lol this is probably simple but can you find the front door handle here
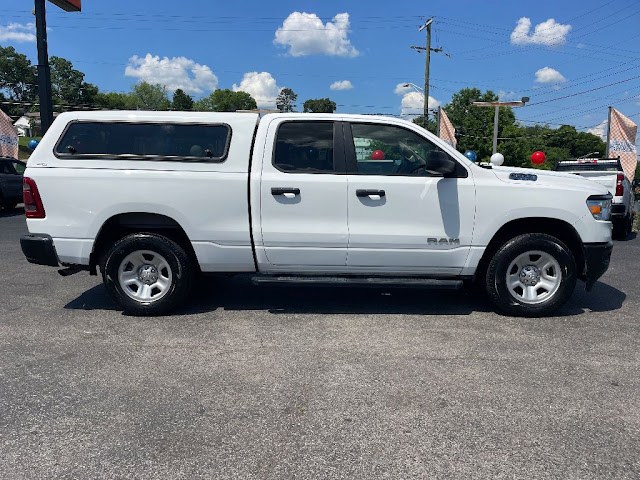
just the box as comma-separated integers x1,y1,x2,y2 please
272,187,300,199
356,189,385,199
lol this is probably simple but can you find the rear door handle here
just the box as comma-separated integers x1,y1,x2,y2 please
356,189,385,199
272,187,300,198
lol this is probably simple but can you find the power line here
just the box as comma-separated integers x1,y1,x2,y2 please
525,74,640,107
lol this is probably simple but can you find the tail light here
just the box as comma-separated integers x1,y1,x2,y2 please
23,177,46,218
615,173,624,197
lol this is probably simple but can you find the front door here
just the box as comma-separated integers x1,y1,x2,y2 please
344,121,476,275
258,120,348,270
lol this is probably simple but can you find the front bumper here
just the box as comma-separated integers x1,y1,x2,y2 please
20,234,59,267
583,241,613,291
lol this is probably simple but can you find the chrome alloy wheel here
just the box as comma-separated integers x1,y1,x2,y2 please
506,250,561,304
118,250,173,303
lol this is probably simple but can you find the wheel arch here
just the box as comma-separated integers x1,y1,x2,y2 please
475,217,585,283
90,212,198,275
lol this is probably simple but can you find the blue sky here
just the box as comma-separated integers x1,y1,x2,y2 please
2,0,640,147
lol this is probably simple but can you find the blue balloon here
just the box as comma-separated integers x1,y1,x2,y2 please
464,150,477,162
28,139,39,151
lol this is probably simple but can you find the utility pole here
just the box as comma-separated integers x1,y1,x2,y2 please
411,18,448,126
34,0,81,135
34,0,54,135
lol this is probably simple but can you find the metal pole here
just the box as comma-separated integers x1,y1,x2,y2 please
492,105,499,154
34,0,54,135
436,106,441,137
605,106,612,157
424,22,431,125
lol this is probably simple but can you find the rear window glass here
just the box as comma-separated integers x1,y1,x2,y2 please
274,122,334,173
55,122,230,161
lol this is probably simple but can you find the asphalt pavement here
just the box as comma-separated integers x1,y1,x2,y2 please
1,208,639,479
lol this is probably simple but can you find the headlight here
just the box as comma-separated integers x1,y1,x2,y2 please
586,194,612,221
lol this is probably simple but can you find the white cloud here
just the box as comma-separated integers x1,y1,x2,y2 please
0,23,36,43
394,83,413,95
400,91,440,118
535,67,567,84
587,120,607,140
510,17,571,46
233,72,282,108
125,54,218,95
274,12,359,57
394,84,439,117
498,90,519,101
330,80,353,91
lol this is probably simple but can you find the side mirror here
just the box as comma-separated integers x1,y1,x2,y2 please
426,150,456,176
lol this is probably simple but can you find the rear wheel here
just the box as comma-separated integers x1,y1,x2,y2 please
101,233,194,315
485,233,577,317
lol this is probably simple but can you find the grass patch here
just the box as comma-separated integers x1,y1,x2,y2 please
17,137,41,161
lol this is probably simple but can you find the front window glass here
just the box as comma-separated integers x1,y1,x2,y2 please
351,123,450,176
12,162,25,174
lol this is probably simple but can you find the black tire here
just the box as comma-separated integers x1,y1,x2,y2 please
101,233,194,316
485,233,577,317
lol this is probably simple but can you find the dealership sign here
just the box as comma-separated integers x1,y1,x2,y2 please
48,0,81,12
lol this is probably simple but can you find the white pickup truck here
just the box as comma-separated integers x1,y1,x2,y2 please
555,159,634,239
20,111,613,317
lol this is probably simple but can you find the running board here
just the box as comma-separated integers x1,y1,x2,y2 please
250,275,463,289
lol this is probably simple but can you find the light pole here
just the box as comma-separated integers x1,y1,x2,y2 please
401,82,423,93
471,97,529,154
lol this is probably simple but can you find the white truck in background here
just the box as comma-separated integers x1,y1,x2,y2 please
20,111,614,317
555,159,634,239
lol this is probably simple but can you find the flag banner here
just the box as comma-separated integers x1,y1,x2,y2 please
0,110,19,159
438,107,457,149
608,108,637,181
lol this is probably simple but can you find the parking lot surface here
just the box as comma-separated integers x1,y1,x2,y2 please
1,208,639,479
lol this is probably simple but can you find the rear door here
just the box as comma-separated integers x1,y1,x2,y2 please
344,121,475,274
257,119,349,270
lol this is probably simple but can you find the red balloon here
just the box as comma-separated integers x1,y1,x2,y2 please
371,149,385,160
531,151,546,165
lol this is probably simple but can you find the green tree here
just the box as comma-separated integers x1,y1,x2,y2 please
94,91,132,110
412,115,437,135
442,88,515,161
0,46,37,117
499,123,605,169
172,89,194,111
194,89,257,112
276,88,297,112
129,82,170,110
49,56,98,108
303,98,337,113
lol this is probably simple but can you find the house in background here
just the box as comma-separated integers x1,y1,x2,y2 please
13,112,60,137
13,115,32,137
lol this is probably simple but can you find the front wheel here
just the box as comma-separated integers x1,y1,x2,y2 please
485,233,577,317
102,233,194,315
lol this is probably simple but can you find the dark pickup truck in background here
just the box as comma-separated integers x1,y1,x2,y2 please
0,157,26,211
